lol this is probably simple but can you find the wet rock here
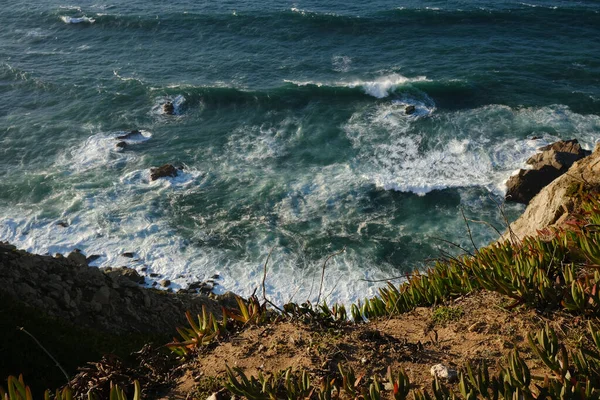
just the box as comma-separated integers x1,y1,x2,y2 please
116,129,141,140
115,141,128,149
56,221,69,228
150,273,160,278
430,364,458,383
405,105,416,115
506,139,591,204
163,102,175,115
150,164,179,181
160,279,171,288
121,252,135,258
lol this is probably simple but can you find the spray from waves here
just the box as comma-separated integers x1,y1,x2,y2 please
344,103,600,196
0,163,392,306
60,15,95,24
285,74,429,99
55,130,152,173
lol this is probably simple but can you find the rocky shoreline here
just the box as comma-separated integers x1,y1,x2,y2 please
1,138,598,335
0,242,236,335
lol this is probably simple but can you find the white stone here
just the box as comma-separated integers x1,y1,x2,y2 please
430,364,458,383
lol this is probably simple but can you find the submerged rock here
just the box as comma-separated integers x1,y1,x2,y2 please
150,164,179,181
115,141,128,150
506,139,591,204
405,105,416,115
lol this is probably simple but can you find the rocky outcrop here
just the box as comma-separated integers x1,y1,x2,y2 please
505,140,591,204
150,164,179,181
503,143,600,242
0,243,231,334
163,102,175,115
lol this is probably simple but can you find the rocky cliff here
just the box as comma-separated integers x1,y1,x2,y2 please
504,142,600,241
0,243,233,334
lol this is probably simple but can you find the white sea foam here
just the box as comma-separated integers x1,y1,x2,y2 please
285,73,429,98
2,104,599,306
344,103,599,196
332,55,352,73
56,130,151,173
60,16,95,24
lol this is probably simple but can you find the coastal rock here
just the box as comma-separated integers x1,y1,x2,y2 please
150,164,179,181
430,364,458,383
67,250,88,267
121,252,135,258
0,244,229,334
160,279,171,288
103,266,145,285
163,102,175,115
115,141,128,150
503,143,600,241
405,105,416,115
86,254,101,264
506,139,591,204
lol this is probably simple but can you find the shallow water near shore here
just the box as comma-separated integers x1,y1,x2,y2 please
1,0,599,304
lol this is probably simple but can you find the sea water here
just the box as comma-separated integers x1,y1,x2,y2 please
1,0,599,304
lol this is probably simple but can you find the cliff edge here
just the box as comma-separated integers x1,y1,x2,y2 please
504,142,600,242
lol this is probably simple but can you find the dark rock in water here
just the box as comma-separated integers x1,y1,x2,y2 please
116,129,141,140
56,221,69,228
149,273,160,278
163,102,175,115
150,164,179,181
115,141,127,149
121,252,135,258
211,274,220,280
160,279,171,288
506,139,591,204
405,105,416,115
506,166,561,205
86,254,101,264
530,136,542,140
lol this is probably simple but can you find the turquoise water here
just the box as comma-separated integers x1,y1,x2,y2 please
1,0,599,304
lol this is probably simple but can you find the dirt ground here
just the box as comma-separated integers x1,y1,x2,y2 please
164,290,585,399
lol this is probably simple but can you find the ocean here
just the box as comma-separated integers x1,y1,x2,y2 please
1,0,599,305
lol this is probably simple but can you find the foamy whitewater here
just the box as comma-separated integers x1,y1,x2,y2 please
1,0,599,305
